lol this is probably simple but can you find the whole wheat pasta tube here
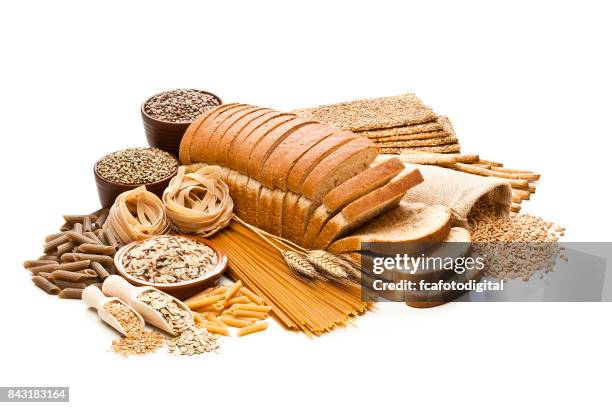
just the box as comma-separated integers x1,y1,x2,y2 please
237,322,269,337
32,276,60,295
163,165,234,237
104,186,170,245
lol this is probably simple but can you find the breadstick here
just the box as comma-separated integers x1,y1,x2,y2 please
491,166,537,175
452,163,539,181
511,203,521,213
478,159,504,167
513,189,531,200
512,193,522,204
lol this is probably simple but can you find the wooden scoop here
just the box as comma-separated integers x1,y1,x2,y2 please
82,285,145,336
102,275,192,336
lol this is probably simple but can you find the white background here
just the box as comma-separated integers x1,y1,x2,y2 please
1,1,611,407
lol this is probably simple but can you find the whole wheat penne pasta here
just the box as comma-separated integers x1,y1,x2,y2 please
58,288,83,299
63,214,94,224
233,310,268,320
32,276,60,295
58,260,91,271
43,234,70,253
95,229,108,245
59,222,71,232
78,243,116,256
83,278,101,286
186,294,225,310
83,216,93,232
57,241,75,256
90,261,110,280
66,231,98,245
103,229,119,249
61,253,113,265
23,260,58,269
237,322,268,337
219,315,253,328
44,232,65,243
38,255,59,261
199,322,230,336
225,295,250,306
94,209,109,229
224,280,243,300
29,263,60,274
234,303,273,313
38,272,52,280
52,280,87,290
72,223,83,234
80,269,99,278
84,232,102,245
239,287,264,305
49,270,90,282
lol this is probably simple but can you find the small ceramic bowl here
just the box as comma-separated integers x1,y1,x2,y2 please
93,159,178,208
141,89,222,158
113,234,228,300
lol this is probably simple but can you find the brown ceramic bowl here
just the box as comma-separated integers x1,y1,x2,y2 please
93,157,178,208
113,234,228,300
141,89,222,158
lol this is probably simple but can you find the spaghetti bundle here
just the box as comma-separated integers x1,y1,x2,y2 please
104,186,170,245
163,166,234,237
211,222,370,336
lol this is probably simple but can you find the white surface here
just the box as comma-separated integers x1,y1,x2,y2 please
1,1,611,407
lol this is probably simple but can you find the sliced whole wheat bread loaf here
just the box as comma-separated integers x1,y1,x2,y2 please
267,189,286,236
216,108,273,166
327,202,451,253
197,104,252,163
211,106,266,164
243,177,263,225
302,158,405,248
313,168,424,249
281,192,301,239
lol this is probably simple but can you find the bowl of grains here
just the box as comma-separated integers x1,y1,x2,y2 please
94,147,179,208
114,234,228,299
141,89,222,158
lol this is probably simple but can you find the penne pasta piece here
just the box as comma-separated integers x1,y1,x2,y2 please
60,253,113,266
23,260,58,269
192,312,202,324
58,260,91,271
234,303,273,313
239,287,264,305
65,231,98,245
52,280,87,290
58,288,83,299
83,216,93,232
219,316,253,328
225,296,250,306
57,241,75,256
194,302,225,313
38,255,59,261
72,223,83,234
44,232,65,243
78,243,116,256
32,276,60,295
90,261,111,280
232,310,268,320
84,231,102,245
185,294,225,310
49,270,91,282
237,322,268,337
198,322,230,336
28,263,60,274
224,280,243,300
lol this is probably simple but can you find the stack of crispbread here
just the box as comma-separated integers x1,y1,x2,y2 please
292,93,461,154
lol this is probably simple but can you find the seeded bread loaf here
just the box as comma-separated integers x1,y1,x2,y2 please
327,202,451,253
313,169,424,249
261,124,335,189
302,158,405,247
247,117,315,179
179,103,238,164
300,137,379,202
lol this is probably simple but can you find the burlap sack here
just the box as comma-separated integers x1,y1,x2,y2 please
401,164,512,226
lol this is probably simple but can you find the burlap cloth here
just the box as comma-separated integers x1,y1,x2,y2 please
401,164,512,226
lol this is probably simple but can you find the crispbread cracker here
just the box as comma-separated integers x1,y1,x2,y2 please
437,116,456,137
378,136,458,148
368,130,448,143
357,120,443,138
381,144,461,154
292,93,436,132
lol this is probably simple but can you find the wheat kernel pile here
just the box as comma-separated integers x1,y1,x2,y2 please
468,201,566,281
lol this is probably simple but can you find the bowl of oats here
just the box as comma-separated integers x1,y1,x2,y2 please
114,234,228,299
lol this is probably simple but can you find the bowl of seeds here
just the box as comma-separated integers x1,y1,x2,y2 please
94,147,179,208
113,235,228,299
141,89,222,158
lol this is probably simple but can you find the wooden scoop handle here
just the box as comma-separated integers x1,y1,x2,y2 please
82,285,109,310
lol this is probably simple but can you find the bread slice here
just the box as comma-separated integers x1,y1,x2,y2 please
281,192,300,238
267,189,286,236
314,169,424,249
233,172,250,219
210,106,265,164
226,111,286,170
286,131,358,194
247,117,315,179
300,137,379,202
327,201,451,253
243,177,262,225
179,103,238,164
290,195,317,246
234,115,296,174
302,158,405,247
190,104,248,164
256,186,273,231
215,108,272,167
261,124,336,189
